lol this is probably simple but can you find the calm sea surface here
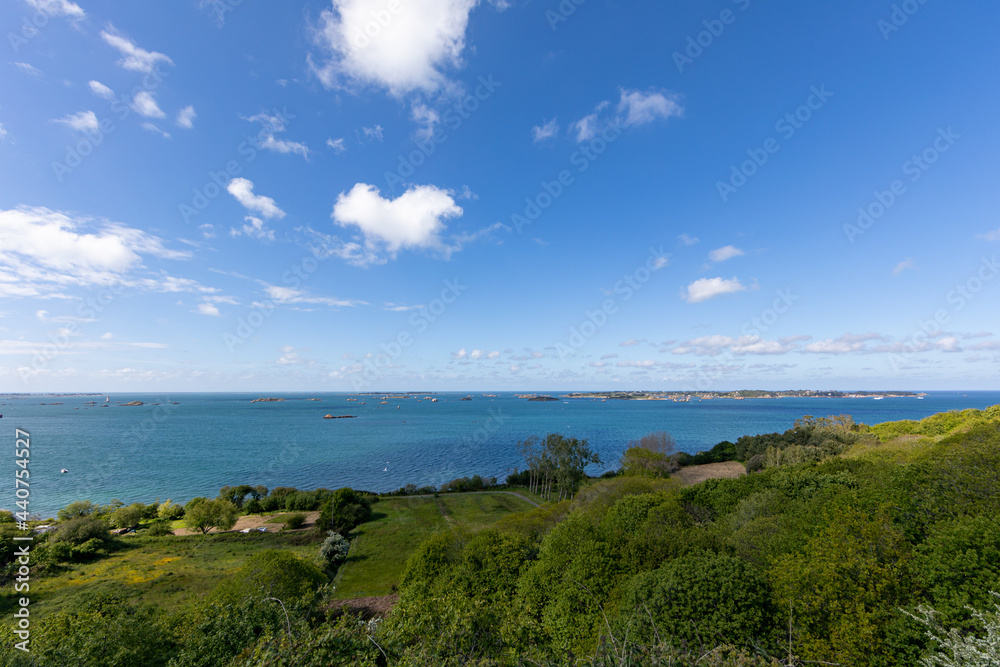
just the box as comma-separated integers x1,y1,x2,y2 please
3,391,998,516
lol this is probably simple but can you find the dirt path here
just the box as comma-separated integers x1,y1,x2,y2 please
173,510,320,536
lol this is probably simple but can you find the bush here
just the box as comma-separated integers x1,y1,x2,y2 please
57,500,100,522
51,515,111,545
157,499,184,520
617,551,777,649
284,512,307,530
210,550,327,607
109,503,144,530
618,446,675,478
326,488,373,534
184,498,238,534
244,498,262,514
319,531,350,568
145,519,174,537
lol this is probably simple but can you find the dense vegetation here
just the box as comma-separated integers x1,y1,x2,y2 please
2,405,999,665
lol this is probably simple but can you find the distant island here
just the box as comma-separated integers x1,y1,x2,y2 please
563,390,924,401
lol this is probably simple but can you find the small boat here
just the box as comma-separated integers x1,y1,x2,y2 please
60,469,68,473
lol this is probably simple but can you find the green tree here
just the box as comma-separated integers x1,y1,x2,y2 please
157,498,184,520
109,503,145,530
57,499,100,522
327,487,373,534
183,498,238,534
210,549,326,607
618,446,675,478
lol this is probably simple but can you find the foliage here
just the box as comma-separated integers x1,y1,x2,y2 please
56,499,100,522
108,503,145,529
325,487,374,534
183,498,238,534
517,433,602,500
319,531,350,568
677,439,738,466
157,499,184,520
209,549,327,607
618,445,675,478
283,512,307,530
616,551,777,650
50,515,112,545
905,592,1000,667
439,474,497,493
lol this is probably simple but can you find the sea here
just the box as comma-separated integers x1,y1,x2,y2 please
3,391,999,517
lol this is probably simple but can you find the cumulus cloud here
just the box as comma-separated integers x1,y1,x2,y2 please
571,89,682,143
101,26,174,73
195,302,220,316
309,0,479,96
532,117,559,142
682,277,747,303
227,178,286,219
330,183,462,264
617,89,682,127
708,245,744,263
132,91,166,119
0,205,189,298
176,105,196,129
53,111,98,133
88,80,115,100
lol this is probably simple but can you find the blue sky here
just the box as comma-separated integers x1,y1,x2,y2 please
1,0,999,392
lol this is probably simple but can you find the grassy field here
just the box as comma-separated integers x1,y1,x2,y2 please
5,529,320,620
333,492,534,599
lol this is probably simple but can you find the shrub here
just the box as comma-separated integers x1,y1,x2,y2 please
0,509,15,523
109,503,144,530
145,519,174,537
284,512,307,530
184,499,238,534
57,500,100,522
618,446,675,478
319,531,350,568
210,550,327,607
244,498,262,514
51,515,111,545
157,499,184,520
327,488,373,534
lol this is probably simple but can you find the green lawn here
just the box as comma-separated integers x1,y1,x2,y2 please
333,492,534,599
8,530,321,620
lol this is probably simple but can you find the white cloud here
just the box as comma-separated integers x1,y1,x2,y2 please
412,103,440,142
532,117,559,142
0,205,189,297
88,80,115,100
140,122,171,139
24,0,85,18
678,233,699,246
804,332,885,355
262,284,364,308
14,62,43,77
230,216,275,241
620,339,642,347
708,245,744,263
277,346,302,365
309,0,479,96
330,183,462,264
617,89,682,127
226,178,286,219
570,89,682,143
453,348,468,359
199,224,216,239
977,228,1000,242
682,277,747,303
892,258,915,275
53,111,99,133
361,124,384,142
176,105,196,129
0,122,8,141
244,111,309,158
327,137,346,153
132,91,165,119
195,302,220,316
101,26,174,73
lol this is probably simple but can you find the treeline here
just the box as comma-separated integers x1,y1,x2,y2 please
515,433,602,500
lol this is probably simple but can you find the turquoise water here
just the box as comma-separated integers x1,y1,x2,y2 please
3,391,998,517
